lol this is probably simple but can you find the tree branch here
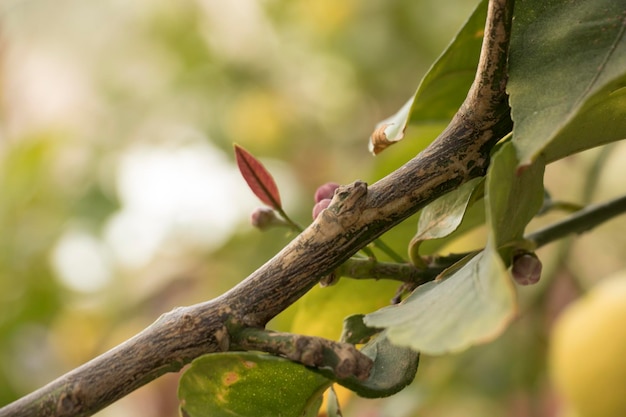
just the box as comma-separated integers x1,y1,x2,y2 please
228,324,373,381
0,0,515,416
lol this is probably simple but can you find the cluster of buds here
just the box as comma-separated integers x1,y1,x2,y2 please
312,182,340,220
250,181,341,230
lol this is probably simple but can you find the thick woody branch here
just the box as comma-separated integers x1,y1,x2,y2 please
0,0,514,416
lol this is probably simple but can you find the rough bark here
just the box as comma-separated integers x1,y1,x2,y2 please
0,0,514,416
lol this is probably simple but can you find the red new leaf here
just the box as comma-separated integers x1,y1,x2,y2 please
234,144,282,210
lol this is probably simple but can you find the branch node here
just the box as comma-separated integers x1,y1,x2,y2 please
215,326,230,352
321,180,368,229
228,325,373,381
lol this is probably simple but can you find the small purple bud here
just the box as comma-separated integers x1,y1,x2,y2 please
250,207,286,230
314,182,340,203
512,252,542,286
312,198,332,220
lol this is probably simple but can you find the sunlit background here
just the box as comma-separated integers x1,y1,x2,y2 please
2,1,626,416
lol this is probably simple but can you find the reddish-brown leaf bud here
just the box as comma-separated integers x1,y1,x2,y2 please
234,144,282,210
312,199,332,220
512,252,542,286
314,182,340,203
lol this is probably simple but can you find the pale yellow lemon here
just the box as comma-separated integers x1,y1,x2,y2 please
549,271,626,417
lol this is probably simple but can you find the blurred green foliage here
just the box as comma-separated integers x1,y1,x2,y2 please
1,1,626,416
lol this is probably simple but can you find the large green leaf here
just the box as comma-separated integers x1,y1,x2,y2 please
508,0,626,166
369,0,486,154
179,352,329,417
363,143,543,354
288,278,398,341
364,248,515,355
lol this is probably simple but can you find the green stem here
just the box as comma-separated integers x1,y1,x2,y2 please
582,144,615,203
371,239,405,263
276,207,304,232
360,246,377,259
526,194,626,249
336,258,442,285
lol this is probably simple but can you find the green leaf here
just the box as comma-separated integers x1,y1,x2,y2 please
315,333,419,398
416,198,486,256
485,142,545,258
179,352,329,417
364,248,516,355
508,0,626,166
326,386,342,417
409,177,484,262
289,278,398,341
340,314,379,345
363,143,542,355
369,0,487,155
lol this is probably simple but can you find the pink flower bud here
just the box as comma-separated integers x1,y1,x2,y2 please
312,198,332,220
314,182,340,203
512,252,542,286
250,207,286,230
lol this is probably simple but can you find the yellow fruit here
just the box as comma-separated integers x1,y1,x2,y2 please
549,271,626,417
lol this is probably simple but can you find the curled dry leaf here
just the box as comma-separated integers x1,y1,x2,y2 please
369,123,394,155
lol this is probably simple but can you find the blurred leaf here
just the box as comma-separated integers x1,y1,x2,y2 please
315,333,419,398
326,386,343,417
409,177,484,263
234,144,282,210
179,352,329,417
368,0,486,154
289,279,398,341
508,0,626,166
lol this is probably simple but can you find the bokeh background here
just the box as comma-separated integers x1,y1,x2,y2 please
2,0,626,416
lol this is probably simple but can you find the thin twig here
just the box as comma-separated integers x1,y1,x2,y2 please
527,194,626,249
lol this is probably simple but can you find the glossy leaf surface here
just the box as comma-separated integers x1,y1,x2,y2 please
508,0,626,166
179,352,329,417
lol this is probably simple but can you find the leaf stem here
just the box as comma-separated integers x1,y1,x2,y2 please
371,239,405,263
276,207,304,232
527,194,626,249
